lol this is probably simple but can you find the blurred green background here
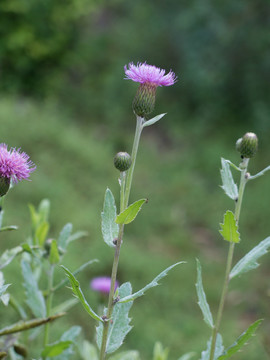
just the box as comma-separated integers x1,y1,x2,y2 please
0,0,270,358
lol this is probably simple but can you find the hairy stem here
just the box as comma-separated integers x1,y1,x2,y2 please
99,118,144,360
209,158,249,360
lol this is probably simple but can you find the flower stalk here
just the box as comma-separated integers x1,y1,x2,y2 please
209,157,249,360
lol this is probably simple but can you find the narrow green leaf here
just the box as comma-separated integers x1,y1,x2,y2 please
200,334,224,360
195,259,214,329
58,223,73,251
119,262,184,303
142,113,166,128
0,313,64,336
0,246,23,269
53,326,81,360
153,342,169,360
50,239,60,265
96,282,133,353
220,158,238,200
80,341,98,360
41,341,72,357
101,188,119,247
219,211,240,243
67,230,88,244
230,237,270,279
0,225,18,232
35,221,49,246
177,352,196,360
61,265,103,322
217,319,262,360
38,199,50,223
54,259,98,292
116,199,147,225
28,204,39,229
21,260,46,318
108,350,140,360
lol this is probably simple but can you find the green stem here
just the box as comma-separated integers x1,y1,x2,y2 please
209,158,249,360
43,265,54,355
99,117,144,360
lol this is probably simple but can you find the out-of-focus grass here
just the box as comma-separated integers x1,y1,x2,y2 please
0,97,269,359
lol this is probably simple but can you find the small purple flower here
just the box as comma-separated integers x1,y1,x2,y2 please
90,277,119,294
0,143,36,183
124,62,177,87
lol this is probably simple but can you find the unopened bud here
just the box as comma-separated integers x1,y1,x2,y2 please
236,132,258,158
0,177,10,197
114,152,132,172
133,83,157,117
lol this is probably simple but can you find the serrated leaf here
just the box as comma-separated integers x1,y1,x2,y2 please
21,260,46,318
41,341,72,357
230,237,270,279
80,341,98,360
101,188,119,247
61,265,103,322
142,113,166,128
200,334,224,360
195,259,214,329
96,282,133,353
50,239,60,265
177,352,196,360
108,350,140,360
220,158,238,200
0,246,23,269
119,262,184,303
219,211,240,243
217,319,262,360
53,326,81,360
58,223,73,251
116,199,147,225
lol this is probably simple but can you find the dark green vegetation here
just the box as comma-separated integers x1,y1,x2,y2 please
0,0,270,358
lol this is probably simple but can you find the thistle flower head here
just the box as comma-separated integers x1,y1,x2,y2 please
236,132,258,158
124,62,177,87
90,276,119,294
0,144,36,196
114,152,132,172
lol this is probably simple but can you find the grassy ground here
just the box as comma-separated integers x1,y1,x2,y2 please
0,97,269,359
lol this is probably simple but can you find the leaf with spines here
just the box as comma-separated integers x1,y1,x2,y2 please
230,237,270,279
101,188,119,247
219,211,240,243
195,259,214,329
116,199,147,225
178,353,196,360
118,262,184,303
96,282,133,354
217,319,262,360
21,260,46,318
142,113,166,128
220,158,238,200
200,334,224,360
61,265,103,322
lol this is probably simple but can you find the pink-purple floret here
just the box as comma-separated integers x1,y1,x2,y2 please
124,62,177,87
0,143,36,183
91,276,119,294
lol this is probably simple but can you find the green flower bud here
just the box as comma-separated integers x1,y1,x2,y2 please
236,132,258,158
0,177,10,197
114,152,132,172
132,83,157,118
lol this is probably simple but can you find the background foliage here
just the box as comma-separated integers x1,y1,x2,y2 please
0,0,270,358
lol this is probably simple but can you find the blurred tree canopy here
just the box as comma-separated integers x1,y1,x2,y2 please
1,0,270,129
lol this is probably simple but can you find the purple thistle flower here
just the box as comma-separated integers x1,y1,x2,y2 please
124,62,177,87
90,276,119,294
0,144,36,183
